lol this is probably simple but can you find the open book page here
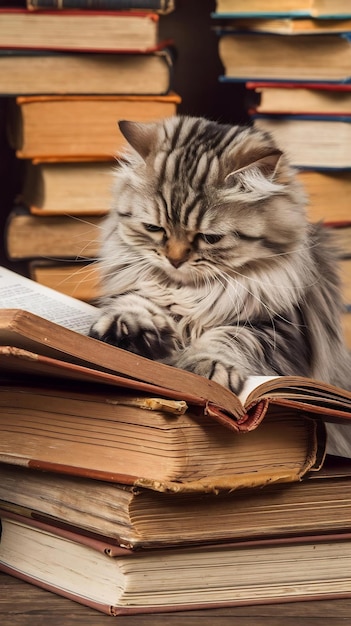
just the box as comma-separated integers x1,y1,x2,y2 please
0,266,97,334
238,375,279,405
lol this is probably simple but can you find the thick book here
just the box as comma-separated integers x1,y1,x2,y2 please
0,380,323,493
213,0,351,18
28,261,102,301
2,510,351,614
0,9,171,53
22,159,113,216
26,0,175,12
6,93,181,159
5,206,102,260
0,49,174,96
296,170,351,224
0,460,350,549
246,81,351,115
252,115,351,169
217,32,351,83
0,266,351,453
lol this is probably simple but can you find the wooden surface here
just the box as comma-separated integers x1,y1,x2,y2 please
1,572,351,626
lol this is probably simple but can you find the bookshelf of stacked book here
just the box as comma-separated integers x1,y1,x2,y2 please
0,1,179,301
212,0,351,348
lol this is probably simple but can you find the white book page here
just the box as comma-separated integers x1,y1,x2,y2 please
0,266,97,334
238,375,279,405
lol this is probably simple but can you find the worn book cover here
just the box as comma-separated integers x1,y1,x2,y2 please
0,460,350,549
2,509,351,614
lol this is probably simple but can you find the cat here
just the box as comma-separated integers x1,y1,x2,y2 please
89,115,351,451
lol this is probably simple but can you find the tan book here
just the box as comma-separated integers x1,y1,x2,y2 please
22,159,113,216
218,33,351,82
214,0,351,17
1,460,351,549
0,9,165,52
29,261,102,302
297,170,351,224
247,83,351,116
253,116,351,169
0,50,173,96
7,93,181,159
5,207,102,260
0,382,322,493
2,509,351,614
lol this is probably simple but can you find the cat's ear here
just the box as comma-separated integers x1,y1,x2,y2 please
118,120,157,161
225,150,283,187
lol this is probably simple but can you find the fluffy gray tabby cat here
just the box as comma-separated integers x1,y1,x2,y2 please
89,116,350,452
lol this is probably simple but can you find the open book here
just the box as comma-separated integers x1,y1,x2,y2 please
0,265,351,442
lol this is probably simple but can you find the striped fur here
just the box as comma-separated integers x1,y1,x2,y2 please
90,116,350,400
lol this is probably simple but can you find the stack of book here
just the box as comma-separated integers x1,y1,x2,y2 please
2,0,179,301
1,265,351,613
212,0,351,348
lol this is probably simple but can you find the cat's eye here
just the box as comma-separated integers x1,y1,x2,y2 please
143,223,164,233
236,232,263,242
199,234,223,245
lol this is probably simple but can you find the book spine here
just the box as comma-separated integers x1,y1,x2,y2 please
26,0,174,12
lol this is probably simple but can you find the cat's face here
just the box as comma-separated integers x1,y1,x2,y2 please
110,116,307,286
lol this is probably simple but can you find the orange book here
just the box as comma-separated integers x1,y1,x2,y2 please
7,93,181,159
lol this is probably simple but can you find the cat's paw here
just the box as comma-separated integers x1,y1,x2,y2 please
89,308,177,359
171,352,245,394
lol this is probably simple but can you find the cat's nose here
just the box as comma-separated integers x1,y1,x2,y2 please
169,257,185,268
165,238,190,268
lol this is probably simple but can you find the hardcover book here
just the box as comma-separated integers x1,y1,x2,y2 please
0,460,350,549
0,380,323,493
2,510,351,614
218,32,351,83
0,9,170,53
26,0,175,12
28,261,102,302
213,0,351,18
6,93,181,159
246,82,351,115
5,207,102,260
296,170,351,224
0,49,174,96
22,159,113,216
253,115,351,169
